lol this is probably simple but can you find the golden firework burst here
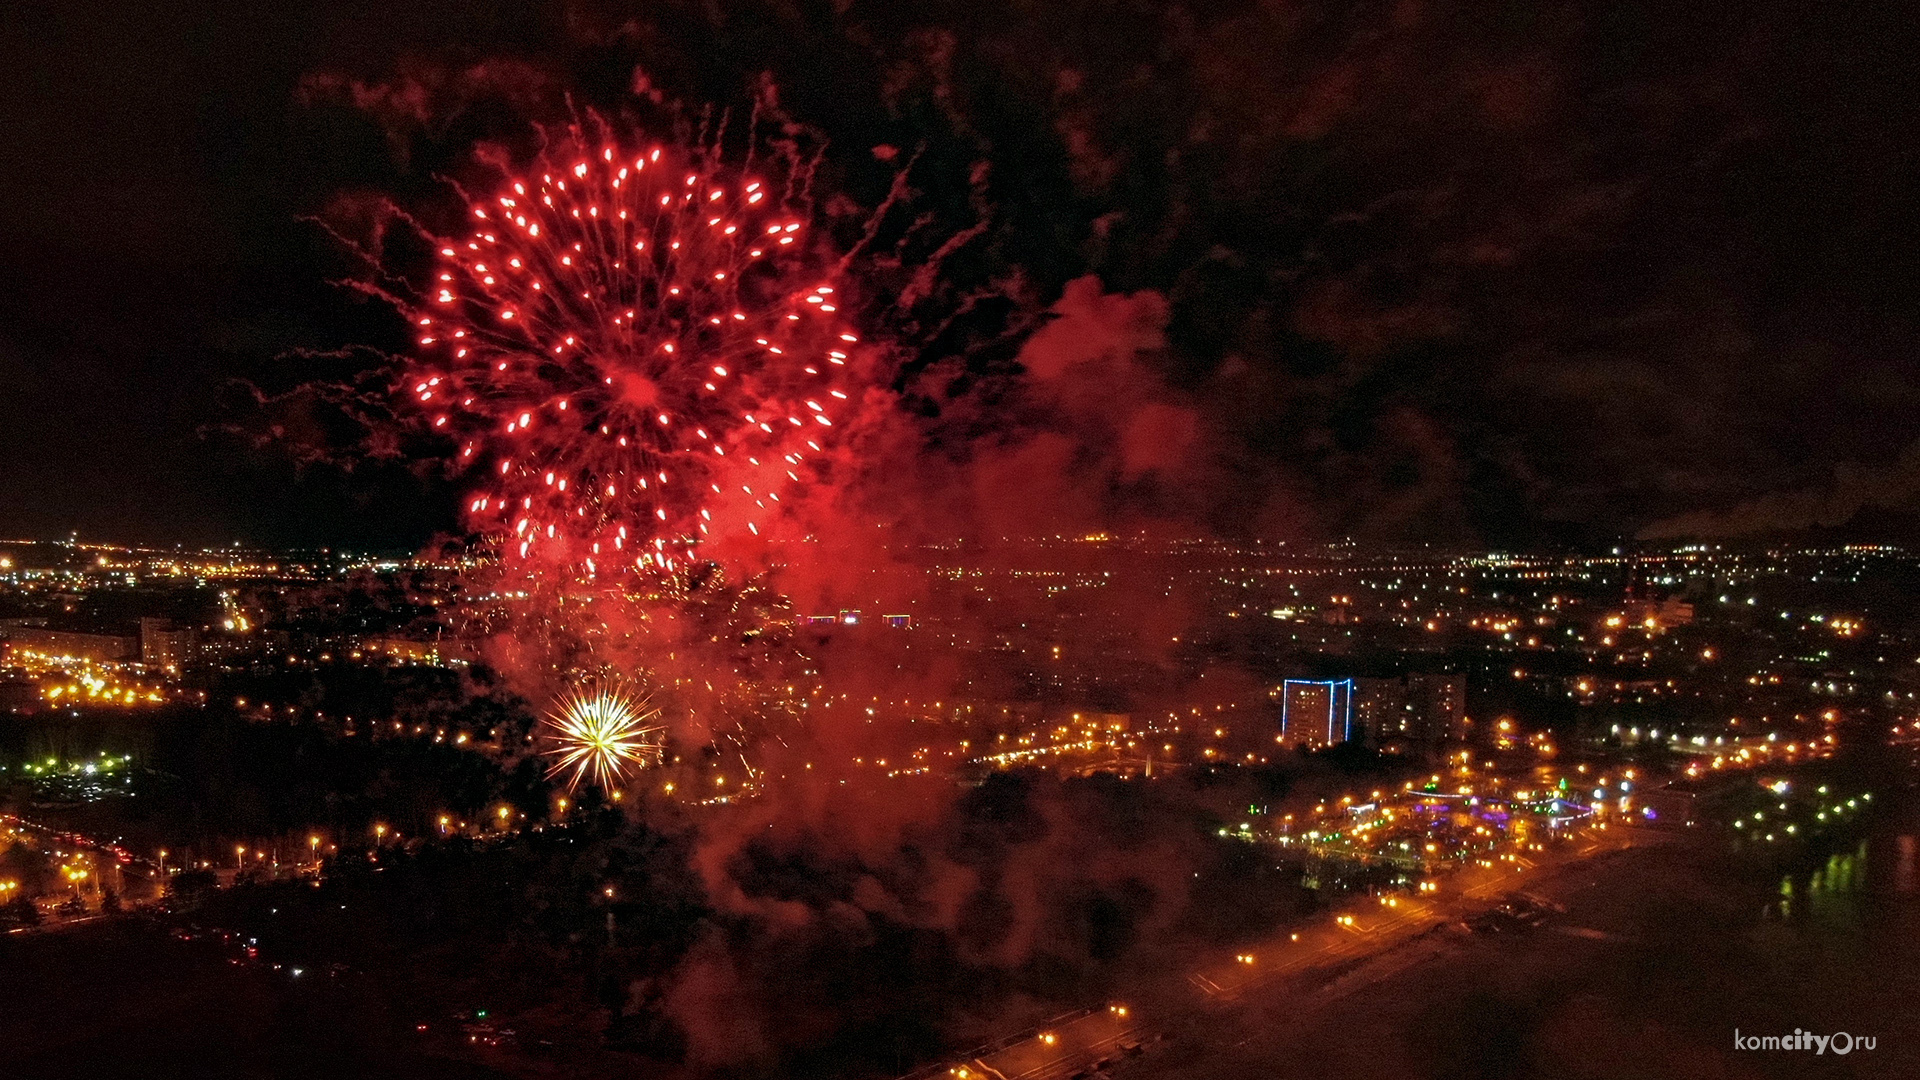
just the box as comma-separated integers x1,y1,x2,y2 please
540,682,665,791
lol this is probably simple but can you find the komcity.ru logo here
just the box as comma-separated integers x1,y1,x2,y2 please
1735,1028,1876,1055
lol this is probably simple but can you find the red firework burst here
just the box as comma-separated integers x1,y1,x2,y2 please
403,134,857,578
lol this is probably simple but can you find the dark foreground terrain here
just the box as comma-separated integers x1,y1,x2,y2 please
7,811,1920,1080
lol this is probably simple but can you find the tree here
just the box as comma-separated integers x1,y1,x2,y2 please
0,841,52,896
167,868,217,910
2,893,40,927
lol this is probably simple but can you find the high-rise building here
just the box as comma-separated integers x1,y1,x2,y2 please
1278,679,1355,748
140,618,199,670
1355,674,1466,751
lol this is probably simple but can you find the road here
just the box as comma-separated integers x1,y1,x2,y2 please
900,822,1648,1080
1,810,164,929
1195,824,1627,998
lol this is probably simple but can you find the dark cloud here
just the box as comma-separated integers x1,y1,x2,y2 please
1640,438,1920,539
3,0,1918,548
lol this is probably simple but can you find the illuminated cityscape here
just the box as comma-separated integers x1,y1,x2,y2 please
3,531,1916,1074
7,5,1920,1078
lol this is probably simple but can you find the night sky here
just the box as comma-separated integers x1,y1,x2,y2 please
3,1,1917,551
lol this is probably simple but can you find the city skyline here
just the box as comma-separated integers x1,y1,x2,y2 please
4,518,1913,1076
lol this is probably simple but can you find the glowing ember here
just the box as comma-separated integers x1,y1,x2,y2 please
403,132,857,579
541,683,666,791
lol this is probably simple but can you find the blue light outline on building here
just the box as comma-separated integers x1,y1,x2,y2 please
1281,678,1355,745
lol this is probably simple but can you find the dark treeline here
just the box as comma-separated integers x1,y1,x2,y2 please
1,661,545,858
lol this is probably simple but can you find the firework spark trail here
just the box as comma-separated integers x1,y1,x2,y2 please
541,682,666,791
401,130,861,582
